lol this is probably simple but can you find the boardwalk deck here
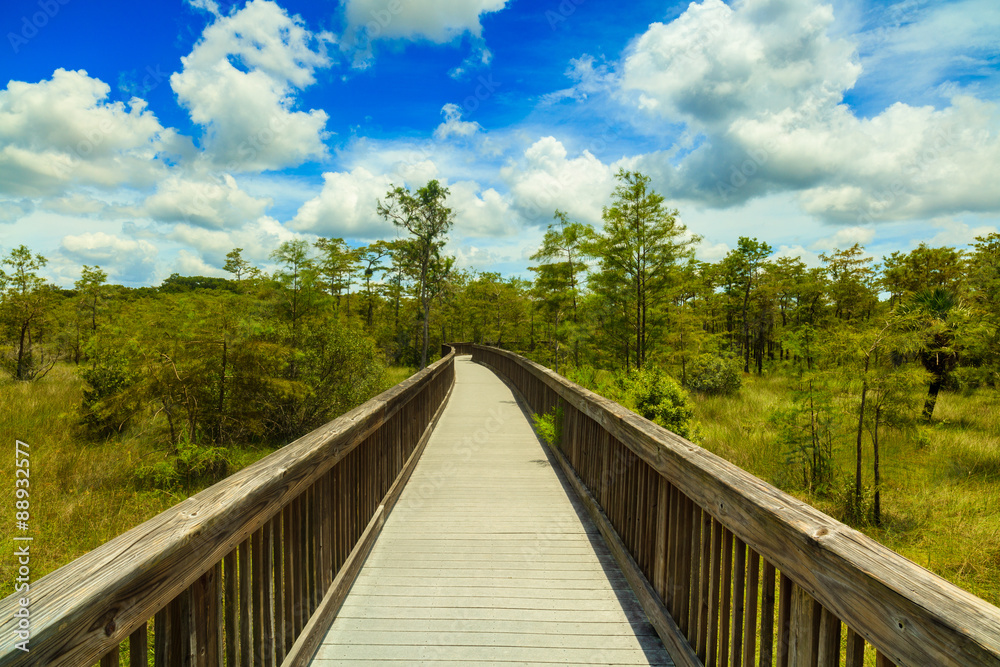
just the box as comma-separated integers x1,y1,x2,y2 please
310,356,673,666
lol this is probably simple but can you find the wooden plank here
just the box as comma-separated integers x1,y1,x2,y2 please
128,623,147,667
224,549,238,667
731,537,746,667
845,627,865,667
708,518,723,666
238,539,250,667
742,550,759,667
0,351,456,667
816,608,841,667
154,606,167,667
100,647,119,667
282,503,294,656
654,476,669,602
251,529,263,666
720,529,734,667
272,514,285,666
790,583,818,667
777,572,792,667
466,346,1000,667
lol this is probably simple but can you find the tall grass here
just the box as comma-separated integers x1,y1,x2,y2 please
690,374,1000,607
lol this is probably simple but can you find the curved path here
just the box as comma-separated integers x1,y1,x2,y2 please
311,356,673,665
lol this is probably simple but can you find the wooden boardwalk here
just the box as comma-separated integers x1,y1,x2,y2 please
311,356,673,665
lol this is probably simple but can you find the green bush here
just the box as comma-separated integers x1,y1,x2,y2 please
135,438,229,492
623,367,696,440
685,354,742,395
532,405,563,448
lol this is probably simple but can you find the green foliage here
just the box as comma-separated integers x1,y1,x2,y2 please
834,474,876,526
532,405,563,448
79,338,142,434
621,366,696,440
684,354,742,395
771,374,837,495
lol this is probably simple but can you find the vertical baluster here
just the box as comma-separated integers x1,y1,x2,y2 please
730,537,746,667
742,550,760,667
273,513,285,665
252,528,263,666
707,518,723,666
687,503,702,641
262,520,275,667
225,549,238,667
129,622,147,667
875,652,895,667
292,495,305,638
191,564,220,667
816,608,840,667
789,584,819,667
239,539,251,667
697,511,712,659
654,476,669,603
776,572,792,667
844,627,865,667
282,503,294,654
100,647,119,667
719,529,734,667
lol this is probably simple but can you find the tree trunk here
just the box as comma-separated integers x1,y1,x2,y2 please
922,376,943,422
854,367,869,519
873,404,881,526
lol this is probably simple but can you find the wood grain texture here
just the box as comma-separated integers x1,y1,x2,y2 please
462,344,1000,666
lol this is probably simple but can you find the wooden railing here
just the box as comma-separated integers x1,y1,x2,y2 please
453,343,1000,667
0,349,455,666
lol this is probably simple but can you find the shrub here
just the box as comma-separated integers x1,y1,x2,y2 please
532,405,563,448
685,354,742,395
623,367,696,440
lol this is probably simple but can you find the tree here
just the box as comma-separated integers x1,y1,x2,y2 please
270,239,319,359
820,243,878,321
377,180,455,368
586,169,698,370
315,237,361,317
0,245,56,380
721,237,773,373
530,210,590,368
223,248,253,283
358,241,391,328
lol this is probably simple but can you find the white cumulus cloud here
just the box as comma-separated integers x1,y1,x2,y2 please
170,0,332,171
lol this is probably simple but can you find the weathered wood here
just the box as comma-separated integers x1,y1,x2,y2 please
238,539,250,667
272,514,284,666
777,571,792,667
730,537,746,667
741,550,759,667
154,606,167,667
654,476,669,601
845,627,865,667
0,351,455,666
128,624,146,667
465,345,1000,666
761,561,777,666
251,529,263,667
708,518,723,666
816,608,840,667
720,529,734,667
99,648,119,667
790,583,818,667
282,503,294,656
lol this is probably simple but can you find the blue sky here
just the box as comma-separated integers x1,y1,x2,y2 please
1,0,998,286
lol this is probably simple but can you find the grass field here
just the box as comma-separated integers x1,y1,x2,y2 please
0,364,415,600
692,373,1000,607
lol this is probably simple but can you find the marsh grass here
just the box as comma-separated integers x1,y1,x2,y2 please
691,373,1000,607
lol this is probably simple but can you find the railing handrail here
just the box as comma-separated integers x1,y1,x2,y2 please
0,350,455,666
455,343,1000,666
